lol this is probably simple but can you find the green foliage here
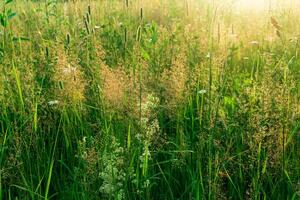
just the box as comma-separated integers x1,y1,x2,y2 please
0,0,300,200
0,0,15,27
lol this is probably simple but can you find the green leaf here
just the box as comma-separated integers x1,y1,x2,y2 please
0,15,7,27
47,0,56,6
141,47,150,61
5,0,13,4
12,36,30,41
7,10,16,20
224,96,235,110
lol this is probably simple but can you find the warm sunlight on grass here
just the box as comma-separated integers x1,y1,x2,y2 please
1,0,300,199
234,0,299,11
236,0,271,10
240,0,268,7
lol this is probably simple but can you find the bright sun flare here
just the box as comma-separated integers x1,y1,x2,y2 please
235,0,300,11
236,0,270,9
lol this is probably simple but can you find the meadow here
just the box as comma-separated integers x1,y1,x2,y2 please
0,0,300,199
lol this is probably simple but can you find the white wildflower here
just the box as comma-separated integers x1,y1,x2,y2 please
48,100,59,106
99,137,125,200
198,89,207,94
206,52,211,58
62,65,77,74
250,41,259,45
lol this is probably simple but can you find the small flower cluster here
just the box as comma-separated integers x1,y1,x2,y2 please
99,136,126,200
136,94,162,192
137,93,160,144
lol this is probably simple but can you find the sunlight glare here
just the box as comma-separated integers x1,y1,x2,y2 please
236,0,270,10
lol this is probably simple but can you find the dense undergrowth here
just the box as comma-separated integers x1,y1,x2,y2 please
0,0,300,199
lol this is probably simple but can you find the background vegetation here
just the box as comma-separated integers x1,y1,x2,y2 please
0,0,300,199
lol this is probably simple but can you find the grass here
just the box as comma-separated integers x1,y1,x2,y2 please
0,0,300,199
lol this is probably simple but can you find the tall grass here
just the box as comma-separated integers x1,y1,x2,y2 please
0,0,300,199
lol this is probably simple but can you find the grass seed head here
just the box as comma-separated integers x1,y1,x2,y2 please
53,48,86,105
161,54,188,112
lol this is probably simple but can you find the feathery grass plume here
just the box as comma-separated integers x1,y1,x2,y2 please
77,136,98,177
270,17,282,38
1,133,22,187
2,58,36,112
161,54,189,112
75,136,101,198
100,65,126,107
270,17,282,30
19,63,35,103
245,68,288,169
100,64,136,113
53,48,86,105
